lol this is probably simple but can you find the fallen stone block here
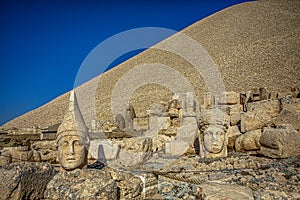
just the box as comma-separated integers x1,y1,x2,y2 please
227,125,241,149
199,182,254,200
260,126,300,158
240,111,275,133
235,129,262,152
275,109,300,132
247,99,280,118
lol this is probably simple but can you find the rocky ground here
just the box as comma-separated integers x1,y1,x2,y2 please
149,153,300,199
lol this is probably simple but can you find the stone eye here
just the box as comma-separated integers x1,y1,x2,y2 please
206,131,212,135
61,141,68,146
73,140,81,146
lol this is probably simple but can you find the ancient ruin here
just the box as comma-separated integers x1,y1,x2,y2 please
0,0,300,199
55,91,90,171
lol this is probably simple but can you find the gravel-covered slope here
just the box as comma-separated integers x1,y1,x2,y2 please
2,0,299,129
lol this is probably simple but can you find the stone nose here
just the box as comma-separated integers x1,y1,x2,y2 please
212,132,217,143
67,144,75,155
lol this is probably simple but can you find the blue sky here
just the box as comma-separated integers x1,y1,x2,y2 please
0,0,249,126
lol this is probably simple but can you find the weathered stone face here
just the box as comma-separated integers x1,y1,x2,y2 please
198,108,229,158
57,134,87,171
203,126,225,154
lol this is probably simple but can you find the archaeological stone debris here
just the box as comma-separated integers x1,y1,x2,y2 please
1,87,299,199
1,0,300,198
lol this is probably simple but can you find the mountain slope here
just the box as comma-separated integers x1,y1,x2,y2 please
2,0,300,129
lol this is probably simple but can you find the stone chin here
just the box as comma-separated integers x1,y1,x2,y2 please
205,145,224,154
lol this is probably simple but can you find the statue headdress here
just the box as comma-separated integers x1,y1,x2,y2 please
56,90,90,148
198,108,229,132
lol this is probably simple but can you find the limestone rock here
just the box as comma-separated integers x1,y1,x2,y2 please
2,146,33,163
218,104,242,126
235,129,262,152
240,112,275,133
0,151,12,167
89,139,121,162
115,114,125,129
152,135,171,152
110,137,152,167
166,116,199,156
105,168,143,199
0,162,57,200
32,140,57,163
44,168,117,200
279,96,300,112
275,109,300,132
133,172,158,199
241,100,280,132
199,182,254,200
260,126,300,158
227,125,241,149
247,99,280,117
218,91,240,105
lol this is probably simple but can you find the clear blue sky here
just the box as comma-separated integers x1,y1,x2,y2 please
0,0,249,126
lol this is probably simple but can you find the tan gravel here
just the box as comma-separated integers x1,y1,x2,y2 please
2,0,299,129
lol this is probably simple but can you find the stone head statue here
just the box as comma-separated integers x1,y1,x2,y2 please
56,91,90,171
198,108,229,158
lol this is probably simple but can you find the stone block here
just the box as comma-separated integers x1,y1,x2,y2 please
218,91,240,105
110,137,152,167
176,117,198,141
217,104,242,126
279,96,300,112
148,104,167,117
45,168,117,199
227,125,241,149
240,111,275,133
235,129,262,152
230,113,241,126
133,172,158,199
247,99,280,118
0,151,12,166
89,139,121,161
165,140,190,156
2,146,32,162
275,109,300,131
149,116,170,130
260,126,300,158
199,182,254,200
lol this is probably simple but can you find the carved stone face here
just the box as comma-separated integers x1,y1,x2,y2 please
57,134,87,171
203,126,225,154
